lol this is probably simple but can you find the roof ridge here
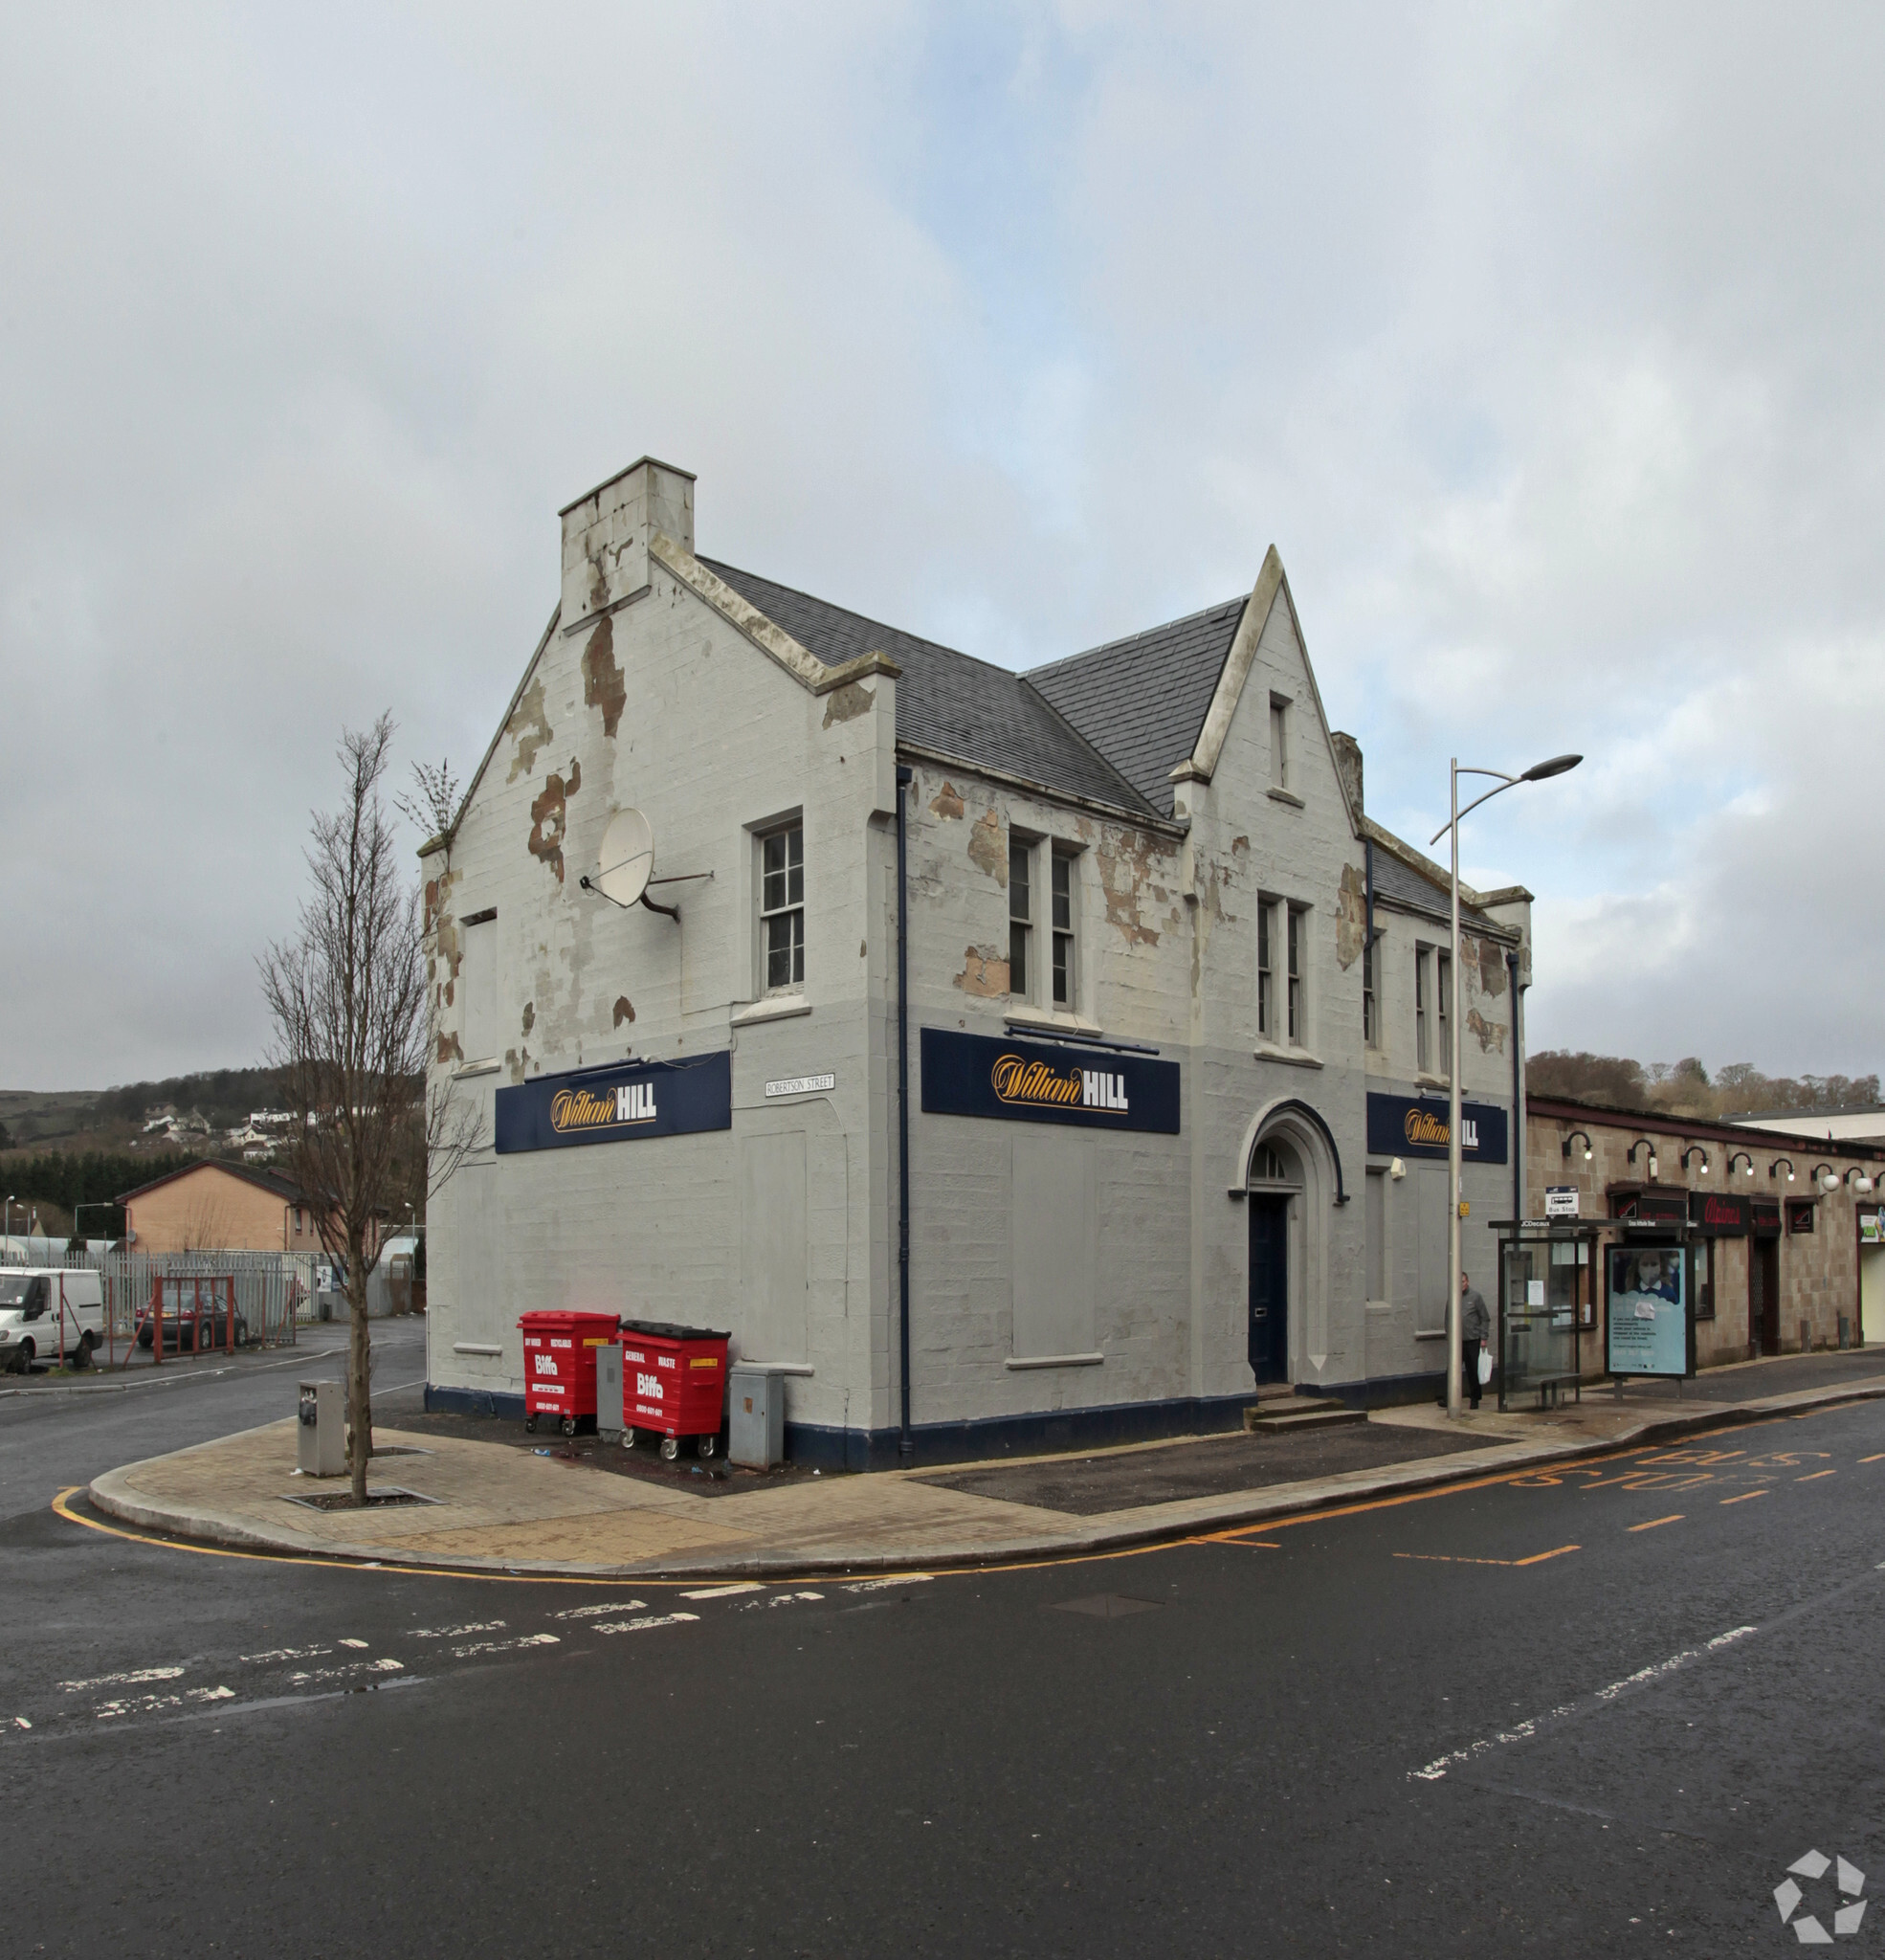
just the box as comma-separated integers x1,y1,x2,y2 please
699,556,1029,686
1025,593,1250,680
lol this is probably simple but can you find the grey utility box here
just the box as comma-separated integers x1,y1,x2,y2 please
297,1379,345,1477
728,1364,788,1469
595,1343,625,1442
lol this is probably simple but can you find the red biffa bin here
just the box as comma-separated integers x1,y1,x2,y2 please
519,1310,622,1437
619,1320,730,1461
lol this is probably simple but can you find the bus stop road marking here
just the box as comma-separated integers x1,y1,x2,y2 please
1860,1453,1885,1463
1797,1469,1838,1481
1628,1515,1684,1532
1393,1546,1578,1569
1720,1490,1769,1504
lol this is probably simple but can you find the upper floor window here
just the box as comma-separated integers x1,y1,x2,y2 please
1415,947,1431,1073
1051,850,1077,1010
1270,695,1291,789
1257,898,1309,1047
1435,949,1452,1081
1286,904,1305,1042
1362,934,1378,1049
760,824,805,992
1009,841,1032,1000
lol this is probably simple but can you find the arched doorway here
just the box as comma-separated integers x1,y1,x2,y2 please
1236,1099,1345,1389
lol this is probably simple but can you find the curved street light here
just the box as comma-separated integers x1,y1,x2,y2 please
1726,1150,1755,1178
1769,1157,1796,1183
1811,1162,1839,1193
1562,1130,1594,1162
1429,751,1583,1418
1678,1145,1710,1176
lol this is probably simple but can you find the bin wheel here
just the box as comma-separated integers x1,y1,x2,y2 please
659,1436,679,1462
560,1415,576,1438
523,1414,537,1434
621,1428,635,1450
698,1434,718,1459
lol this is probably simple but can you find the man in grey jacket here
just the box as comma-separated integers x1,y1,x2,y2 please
1460,1272,1491,1411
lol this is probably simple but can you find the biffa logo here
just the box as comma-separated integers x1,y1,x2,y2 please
1774,1849,1866,1943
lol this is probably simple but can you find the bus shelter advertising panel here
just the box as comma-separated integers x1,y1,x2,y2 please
1607,1245,1695,1378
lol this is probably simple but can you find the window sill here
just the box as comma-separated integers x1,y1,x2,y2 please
453,1341,503,1356
1004,1006,1103,1037
1253,1042,1323,1070
1413,1328,1449,1341
1410,1072,1454,1093
452,1059,502,1080
1006,1352,1104,1371
732,994,811,1028
1267,786,1305,809
732,1360,814,1376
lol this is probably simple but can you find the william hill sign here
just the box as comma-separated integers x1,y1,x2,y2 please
1365,1092,1508,1165
495,1051,732,1154
920,1028,1180,1134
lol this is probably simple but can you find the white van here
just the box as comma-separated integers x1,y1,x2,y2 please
0,1269,105,1372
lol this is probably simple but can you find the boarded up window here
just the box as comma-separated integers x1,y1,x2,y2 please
740,1132,808,1363
1011,1134,1097,1359
460,916,499,1062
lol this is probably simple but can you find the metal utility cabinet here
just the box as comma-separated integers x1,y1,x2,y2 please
298,1379,345,1477
729,1363,787,1469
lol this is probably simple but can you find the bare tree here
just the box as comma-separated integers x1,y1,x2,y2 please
261,716,480,1503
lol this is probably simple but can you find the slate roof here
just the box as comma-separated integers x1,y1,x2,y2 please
699,559,1160,819
1367,839,1494,930
1024,596,1250,818
117,1158,310,1206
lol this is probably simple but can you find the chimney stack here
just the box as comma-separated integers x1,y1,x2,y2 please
558,457,696,634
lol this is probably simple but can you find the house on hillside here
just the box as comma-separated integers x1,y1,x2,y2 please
420,456,1537,1464
118,1160,379,1260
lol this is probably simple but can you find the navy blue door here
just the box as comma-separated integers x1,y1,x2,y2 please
1249,1195,1289,1384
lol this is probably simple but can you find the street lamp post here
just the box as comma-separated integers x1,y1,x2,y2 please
1430,752,1582,1418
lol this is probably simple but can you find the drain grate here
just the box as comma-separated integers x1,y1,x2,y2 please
281,1486,442,1512
1050,1593,1163,1618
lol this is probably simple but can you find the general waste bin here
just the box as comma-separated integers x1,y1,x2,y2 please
619,1321,730,1461
519,1310,622,1437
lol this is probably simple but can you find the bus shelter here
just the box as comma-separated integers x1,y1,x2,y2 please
1488,1220,1605,1412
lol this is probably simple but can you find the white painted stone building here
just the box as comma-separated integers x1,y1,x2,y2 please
422,457,1533,1465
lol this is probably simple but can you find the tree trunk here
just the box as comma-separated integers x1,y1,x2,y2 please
346,1232,373,1503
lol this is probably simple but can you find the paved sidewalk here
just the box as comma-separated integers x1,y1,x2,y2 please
84,1349,1885,1580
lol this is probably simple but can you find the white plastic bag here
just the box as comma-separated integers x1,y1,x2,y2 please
1476,1346,1494,1387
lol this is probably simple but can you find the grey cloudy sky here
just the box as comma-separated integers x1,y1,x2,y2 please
3,4,1879,1091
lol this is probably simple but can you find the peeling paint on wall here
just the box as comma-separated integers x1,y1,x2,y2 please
1467,1007,1508,1055
613,995,635,1027
505,678,554,783
929,781,965,821
1097,828,1162,947
582,615,627,739
966,810,1007,884
521,1001,534,1035
1466,934,1508,997
1335,864,1366,969
821,680,874,728
528,759,583,882
436,1031,463,1066
953,945,1010,996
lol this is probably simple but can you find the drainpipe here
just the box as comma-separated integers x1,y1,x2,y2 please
1507,948,1525,1223
896,765,914,1460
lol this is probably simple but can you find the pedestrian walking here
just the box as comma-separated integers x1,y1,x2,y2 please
1459,1270,1490,1411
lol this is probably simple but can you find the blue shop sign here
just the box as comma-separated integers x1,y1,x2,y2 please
495,1051,732,1154
920,1027,1180,1135
1365,1092,1508,1165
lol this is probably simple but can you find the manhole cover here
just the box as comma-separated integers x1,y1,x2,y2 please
281,1486,442,1511
1050,1593,1163,1618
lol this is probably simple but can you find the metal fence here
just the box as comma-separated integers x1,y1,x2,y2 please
0,1244,319,1350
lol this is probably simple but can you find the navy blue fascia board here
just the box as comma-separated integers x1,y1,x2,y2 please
425,1384,527,1421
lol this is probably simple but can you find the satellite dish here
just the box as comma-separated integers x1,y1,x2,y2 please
594,808,655,907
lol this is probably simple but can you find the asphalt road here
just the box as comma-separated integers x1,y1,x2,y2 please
4,1354,1882,1957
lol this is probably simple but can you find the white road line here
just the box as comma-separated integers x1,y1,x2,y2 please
337,1638,370,1650
681,1582,765,1599
94,1686,232,1721
12,1717,32,1729
589,1613,700,1636
551,1600,647,1620
410,1621,506,1640
60,1665,186,1692
738,1591,824,1611
843,1575,934,1592
450,1634,559,1658
242,1646,332,1663
1410,1625,1759,1782
287,1659,405,1685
